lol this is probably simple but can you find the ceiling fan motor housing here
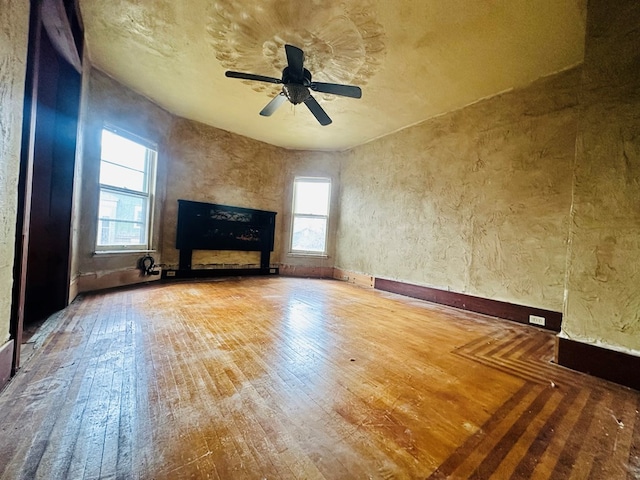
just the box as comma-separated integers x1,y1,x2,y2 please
282,66,312,85
283,83,310,104
281,65,312,105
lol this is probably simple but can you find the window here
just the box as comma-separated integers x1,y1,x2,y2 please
290,177,331,254
97,127,157,250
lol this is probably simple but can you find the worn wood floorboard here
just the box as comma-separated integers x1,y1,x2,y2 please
0,277,638,479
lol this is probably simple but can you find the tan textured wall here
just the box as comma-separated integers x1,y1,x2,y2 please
337,68,581,312
0,1,30,342
162,118,341,271
162,118,286,268
69,51,93,301
73,68,173,293
563,0,640,353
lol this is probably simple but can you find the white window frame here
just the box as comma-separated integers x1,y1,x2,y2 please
96,125,157,252
290,176,331,256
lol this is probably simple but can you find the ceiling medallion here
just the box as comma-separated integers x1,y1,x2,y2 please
207,0,386,99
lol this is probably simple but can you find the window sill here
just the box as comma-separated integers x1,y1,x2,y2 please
94,249,156,256
287,252,328,258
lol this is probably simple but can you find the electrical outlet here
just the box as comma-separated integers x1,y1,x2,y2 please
166,270,176,277
529,314,545,326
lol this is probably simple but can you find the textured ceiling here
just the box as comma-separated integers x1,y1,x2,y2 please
79,0,586,151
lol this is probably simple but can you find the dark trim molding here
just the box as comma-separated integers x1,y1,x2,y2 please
0,340,14,392
41,0,82,72
374,278,562,332
556,337,640,391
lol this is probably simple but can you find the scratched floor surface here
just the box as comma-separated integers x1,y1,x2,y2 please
0,277,638,479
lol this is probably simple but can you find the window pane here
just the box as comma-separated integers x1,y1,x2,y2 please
101,129,148,171
294,181,330,215
99,161,146,192
292,216,327,252
97,190,148,246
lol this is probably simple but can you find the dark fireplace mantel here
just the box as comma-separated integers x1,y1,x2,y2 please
163,200,278,279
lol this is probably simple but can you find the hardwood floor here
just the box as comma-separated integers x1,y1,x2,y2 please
0,277,638,479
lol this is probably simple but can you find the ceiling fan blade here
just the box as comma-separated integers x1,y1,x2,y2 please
225,71,282,84
304,95,332,126
285,44,304,78
309,82,362,99
260,93,287,117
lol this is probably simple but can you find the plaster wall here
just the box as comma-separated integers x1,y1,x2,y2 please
162,118,342,272
73,68,173,293
562,0,640,353
162,118,286,269
69,50,92,301
337,68,581,312
0,0,30,342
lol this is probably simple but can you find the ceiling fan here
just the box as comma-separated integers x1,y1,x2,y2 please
225,44,362,126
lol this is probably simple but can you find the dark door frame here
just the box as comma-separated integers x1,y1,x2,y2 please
10,0,83,374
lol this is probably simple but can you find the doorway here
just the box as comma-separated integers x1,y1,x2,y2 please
11,0,83,371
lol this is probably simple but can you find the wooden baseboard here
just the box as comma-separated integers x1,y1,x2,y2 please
68,275,79,304
77,268,161,293
374,278,562,332
333,269,374,288
279,265,333,278
556,336,640,391
0,339,14,391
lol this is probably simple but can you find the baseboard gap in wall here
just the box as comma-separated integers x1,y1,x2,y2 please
333,269,374,288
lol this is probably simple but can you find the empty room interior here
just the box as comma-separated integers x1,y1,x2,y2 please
1,0,639,478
